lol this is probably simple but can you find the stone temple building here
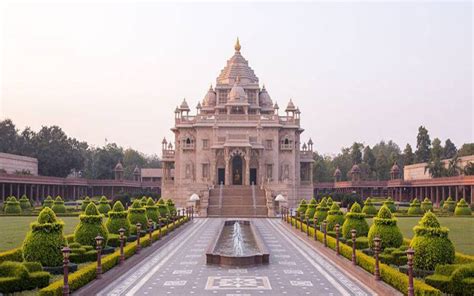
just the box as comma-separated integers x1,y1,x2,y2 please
161,39,314,217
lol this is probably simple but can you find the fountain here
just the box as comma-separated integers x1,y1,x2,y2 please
206,220,269,266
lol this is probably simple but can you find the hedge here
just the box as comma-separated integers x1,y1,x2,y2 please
0,261,50,294
0,248,23,264
38,217,189,296
425,263,474,295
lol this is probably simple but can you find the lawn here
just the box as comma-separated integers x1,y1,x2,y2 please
0,216,80,252
368,216,474,255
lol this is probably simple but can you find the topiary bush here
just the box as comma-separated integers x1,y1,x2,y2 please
22,207,67,267
362,197,377,216
157,199,170,222
81,196,92,211
454,198,472,216
326,203,345,231
326,196,334,207
166,199,177,217
97,196,111,215
4,196,22,214
443,197,456,213
383,196,397,213
313,199,329,225
368,205,403,250
139,196,148,207
296,199,307,217
19,195,32,210
342,202,369,239
0,261,50,294
407,198,424,215
409,211,455,271
106,201,131,236
304,198,317,222
51,196,67,214
128,200,148,235
145,197,159,223
421,197,433,213
74,203,108,247
42,196,54,209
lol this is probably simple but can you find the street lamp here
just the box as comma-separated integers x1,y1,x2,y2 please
95,235,104,279
136,223,142,253
322,221,327,247
406,248,415,296
335,224,340,255
62,246,71,296
351,229,357,265
148,219,153,244
119,228,125,265
373,236,381,281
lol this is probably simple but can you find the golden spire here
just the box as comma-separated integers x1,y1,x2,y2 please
234,37,241,52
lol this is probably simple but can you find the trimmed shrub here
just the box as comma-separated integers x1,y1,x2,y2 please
106,201,131,236
304,198,317,221
362,197,377,216
326,196,334,207
166,199,177,217
296,199,307,217
97,196,111,215
43,196,54,209
81,196,92,211
51,196,67,214
421,197,433,213
407,198,424,215
22,207,67,267
454,198,472,216
313,199,329,225
383,197,397,213
157,199,170,221
74,203,109,247
0,248,23,264
342,202,369,239
355,237,369,249
19,194,32,210
4,196,22,214
0,261,50,294
145,197,160,223
368,205,403,250
128,200,148,234
140,196,148,207
425,263,474,295
443,196,456,213
410,211,455,271
326,203,345,231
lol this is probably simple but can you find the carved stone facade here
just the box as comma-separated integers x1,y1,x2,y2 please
161,40,314,212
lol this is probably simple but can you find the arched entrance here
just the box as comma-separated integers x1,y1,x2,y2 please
232,156,243,185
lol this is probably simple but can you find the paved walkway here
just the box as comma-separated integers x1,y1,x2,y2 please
96,218,379,296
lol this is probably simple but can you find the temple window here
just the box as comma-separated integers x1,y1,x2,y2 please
218,89,228,104
202,139,209,150
246,90,256,104
280,136,293,150
182,137,195,150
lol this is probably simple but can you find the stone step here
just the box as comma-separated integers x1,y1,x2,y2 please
207,205,267,216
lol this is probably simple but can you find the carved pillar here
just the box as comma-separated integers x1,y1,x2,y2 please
244,150,250,186
224,148,230,186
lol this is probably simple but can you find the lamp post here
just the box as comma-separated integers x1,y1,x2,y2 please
313,217,318,241
322,221,327,247
62,246,71,296
306,216,310,236
157,218,162,240
165,215,169,235
335,224,340,255
373,236,381,281
119,228,125,265
95,235,104,279
351,229,357,265
136,223,142,254
407,248,415,296
148,219,153,244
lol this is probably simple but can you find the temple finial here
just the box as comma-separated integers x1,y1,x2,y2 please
234,37,241,52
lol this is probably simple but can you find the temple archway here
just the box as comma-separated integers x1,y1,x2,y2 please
232,156,243,185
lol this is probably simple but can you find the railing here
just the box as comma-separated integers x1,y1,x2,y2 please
251,183,257,216
162,150,175,159
175,113,300,127
219,183,223,216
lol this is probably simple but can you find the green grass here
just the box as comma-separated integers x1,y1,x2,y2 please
0,216,79,251
368,216,474,255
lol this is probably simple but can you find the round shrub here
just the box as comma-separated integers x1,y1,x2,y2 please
22,207,67,267
51,196,67,214
81,196,92,211
421,198,433,213
342,202,369,239
383,197,397,213
106,201,131,236
97,196,111,215
362,197,377,216
42,196,54,209
157,199,170,221
304,198,317,221
19,195,32,210
4,196,22,214
74,203,108,247
368,205,403,250
166,199,177,217
313,199,329,225
409,211,455,270
128,200,148,234
326,203,345,231
407,198,424,215
145,197,160,223
454,198,472,216
296,199,307,217
443,196,456,213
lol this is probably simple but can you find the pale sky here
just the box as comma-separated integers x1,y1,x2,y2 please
1,1,472,156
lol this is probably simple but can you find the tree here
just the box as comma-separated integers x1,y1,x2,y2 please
443,139,457,159
123,148,147,179
350,142,363,164
84,143,124,179
464,162,474,176
458,143,474,157
415,126,431,163
0,119,19,153
372,140,401,180
362,146,376,180
446,155,462,177
312,152,334,182
425,138,446,178
403,144,414,165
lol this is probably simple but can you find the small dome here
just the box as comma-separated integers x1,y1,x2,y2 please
114,161,124,171
196,102,202,109
202,85,216,107
350,164,361,174
308,138,313,145
133,166,140,175
162,137,167,144
228,78,247,102
179,99,190,111
333,167,342,177
285,99,297,112
302,143,307,150
391,163,400,173
259,85,273,107
274,102,279,109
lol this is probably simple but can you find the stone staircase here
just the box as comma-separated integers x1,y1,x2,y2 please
207,186,268,217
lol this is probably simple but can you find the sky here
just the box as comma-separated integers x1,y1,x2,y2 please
0,1,472,156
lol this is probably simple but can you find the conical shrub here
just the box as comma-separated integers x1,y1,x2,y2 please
342,202,369,239
326,203,345,231
383,196,397,213
368,205,403,249
19,194,32,210
407,198,424,215
74,203,109,246
51,196,67,214
106,201,131,236
421,198,433,213
443,196,456,213
454,198,472,216
157,199,170,222
22,207,66,267
304,198,317,221
4,196,22,214
128,200,148,234
43,196,54,209
326,196,334,207
81,196,92,211
296,200,307,217
362,197,377,216
97,196,111,214
313,199,329,225
145,197,160,223
410,211,455,270
140,196,148,207
166,199,177,217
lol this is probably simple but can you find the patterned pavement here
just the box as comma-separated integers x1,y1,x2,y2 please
97,218,376,296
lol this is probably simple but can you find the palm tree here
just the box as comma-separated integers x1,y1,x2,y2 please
464,161,474,176
446,155,462,177
425,158,446,178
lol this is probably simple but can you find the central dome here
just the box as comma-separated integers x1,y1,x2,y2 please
217,39,259,85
